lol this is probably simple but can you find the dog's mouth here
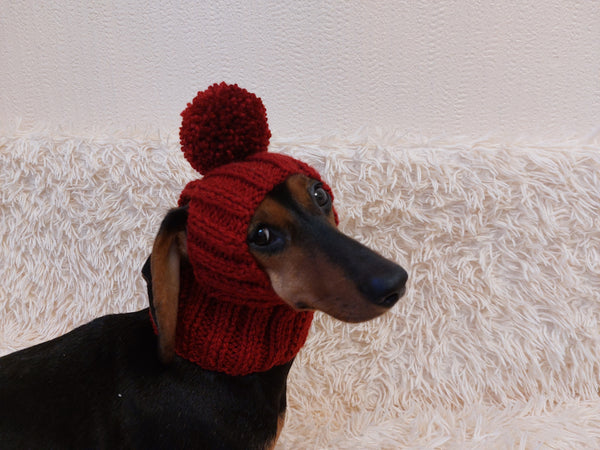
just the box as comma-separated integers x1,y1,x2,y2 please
264,244,409,322
284,280,407,323
293,301,311,311
267,262,408,323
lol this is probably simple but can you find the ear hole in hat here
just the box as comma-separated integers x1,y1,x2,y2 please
150,206,188,364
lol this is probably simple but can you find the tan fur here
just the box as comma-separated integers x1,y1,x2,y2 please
286,174,337,226
264,242,388,322
249,175,388,322
150,229,187,363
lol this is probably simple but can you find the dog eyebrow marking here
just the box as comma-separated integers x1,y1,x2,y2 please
267,174,335,224
267,180,302,212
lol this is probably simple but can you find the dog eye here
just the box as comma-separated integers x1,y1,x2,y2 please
250,227,271,246
313,186,330,208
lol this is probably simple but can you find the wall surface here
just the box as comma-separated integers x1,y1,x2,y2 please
1,0,599,140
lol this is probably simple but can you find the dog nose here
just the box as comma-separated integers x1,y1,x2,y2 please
365,267,408,307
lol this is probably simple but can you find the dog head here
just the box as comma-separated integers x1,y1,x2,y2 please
145,83,408,364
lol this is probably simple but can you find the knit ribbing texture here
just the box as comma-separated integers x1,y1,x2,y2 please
174,151,335,375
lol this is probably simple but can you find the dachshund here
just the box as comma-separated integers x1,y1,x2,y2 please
0,173,407,449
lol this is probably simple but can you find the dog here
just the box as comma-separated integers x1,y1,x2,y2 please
0,172,407,449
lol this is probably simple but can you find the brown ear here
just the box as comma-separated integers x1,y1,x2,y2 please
150,206,188,364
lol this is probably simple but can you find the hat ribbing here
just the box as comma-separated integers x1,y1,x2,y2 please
180,151,330,307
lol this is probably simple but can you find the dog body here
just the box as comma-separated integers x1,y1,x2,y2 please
0,309,289,449
0,174,407,449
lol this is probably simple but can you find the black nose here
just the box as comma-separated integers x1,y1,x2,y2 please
364,267,408,307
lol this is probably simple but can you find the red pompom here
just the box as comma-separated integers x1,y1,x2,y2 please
179,82,271,174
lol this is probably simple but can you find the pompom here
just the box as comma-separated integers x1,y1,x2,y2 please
180,82,271,174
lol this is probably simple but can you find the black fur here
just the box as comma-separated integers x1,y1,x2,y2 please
0,262,289,449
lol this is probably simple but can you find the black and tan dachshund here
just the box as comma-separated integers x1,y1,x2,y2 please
0,174,407,449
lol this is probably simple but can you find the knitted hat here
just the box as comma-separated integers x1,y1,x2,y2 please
171,83,336,375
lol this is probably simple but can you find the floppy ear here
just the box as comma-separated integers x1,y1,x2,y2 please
150,205,188,364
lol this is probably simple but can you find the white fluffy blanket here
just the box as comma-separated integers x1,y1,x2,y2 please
1,131,599,448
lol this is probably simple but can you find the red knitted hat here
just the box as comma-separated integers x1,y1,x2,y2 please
171,83,336,375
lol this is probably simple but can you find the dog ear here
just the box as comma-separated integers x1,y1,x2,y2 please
150,205,188,364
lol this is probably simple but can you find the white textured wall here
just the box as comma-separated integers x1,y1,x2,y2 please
1,0,599,139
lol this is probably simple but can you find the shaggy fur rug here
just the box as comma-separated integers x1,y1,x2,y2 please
1,130,599,448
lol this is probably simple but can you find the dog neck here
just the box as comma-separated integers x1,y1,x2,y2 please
171,263,313,376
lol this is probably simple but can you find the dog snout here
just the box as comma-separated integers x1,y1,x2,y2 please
312,224,409,312
364,266,408,307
